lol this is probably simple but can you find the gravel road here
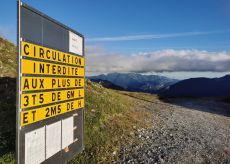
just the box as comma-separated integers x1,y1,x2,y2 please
116,97,230,164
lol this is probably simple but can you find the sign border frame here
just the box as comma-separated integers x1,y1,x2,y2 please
16,1,85,163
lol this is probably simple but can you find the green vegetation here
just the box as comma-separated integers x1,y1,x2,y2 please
0,37,16,163
72,80,151,163
0,77,16,163
0,38,17,77
0,153,15,164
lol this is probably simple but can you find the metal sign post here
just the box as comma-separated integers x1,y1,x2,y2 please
16,1,85,163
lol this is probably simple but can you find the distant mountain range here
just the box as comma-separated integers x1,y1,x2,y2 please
90,79,126,91
89,73,179,93
159,75,230,98
89,73,230,98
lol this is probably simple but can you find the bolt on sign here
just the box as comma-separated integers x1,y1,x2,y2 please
17,1,85,163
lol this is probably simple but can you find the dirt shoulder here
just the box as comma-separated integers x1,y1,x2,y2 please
116,94,230,164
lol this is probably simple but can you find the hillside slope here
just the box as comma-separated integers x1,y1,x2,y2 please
0,38,17,77
89,79,126,91
160,75,230,97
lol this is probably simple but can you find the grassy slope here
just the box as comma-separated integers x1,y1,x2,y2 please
0,77,16,163
72,80,152,163
0,38,17,77
0,37,152,163
0,37,17,163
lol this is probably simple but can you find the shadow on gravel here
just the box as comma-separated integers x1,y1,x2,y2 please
0,77,16,156
161,97,230,117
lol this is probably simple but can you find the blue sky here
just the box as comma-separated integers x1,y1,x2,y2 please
1,0,230,52
1,0,230,78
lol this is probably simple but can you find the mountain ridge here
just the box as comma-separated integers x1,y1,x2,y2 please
160,75,230,97
89,72,179,93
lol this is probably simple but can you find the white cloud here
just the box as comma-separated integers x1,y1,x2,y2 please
85,46,230,74
87,30,230,42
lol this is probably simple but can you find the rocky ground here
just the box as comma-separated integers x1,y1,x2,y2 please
116,96,230,164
